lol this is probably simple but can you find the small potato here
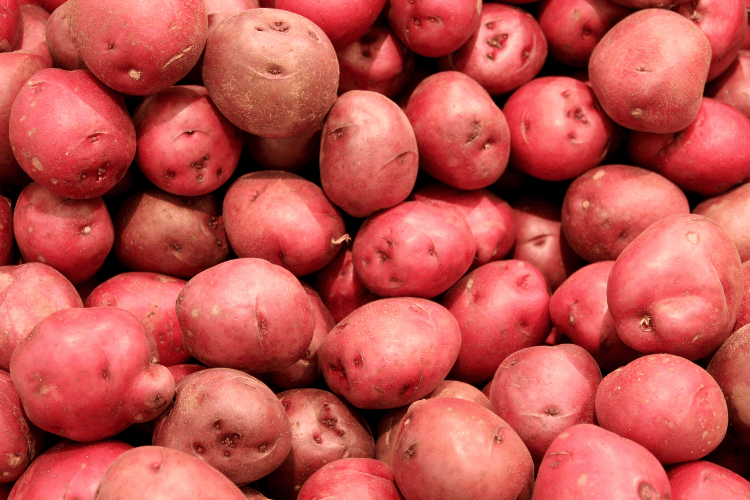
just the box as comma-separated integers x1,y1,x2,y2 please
45,2,86,70
312,245,378,323
667,460,750,499
297,458,404,500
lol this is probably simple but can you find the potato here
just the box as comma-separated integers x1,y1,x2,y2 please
312,245,378,323
693,181,750,262
667,460,750,499
0,0,21,52
0,369,44,483
18,5,51,66
705,50,750,119
297,458,404,500
45,2,86,71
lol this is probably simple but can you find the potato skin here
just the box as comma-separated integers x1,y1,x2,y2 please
667,460,750,499
297,458,404,500
0,369,44,483
694,181,750,262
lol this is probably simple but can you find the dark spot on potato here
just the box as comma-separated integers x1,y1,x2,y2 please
638,481,658,500
330,127,346,139
322,418,337,428
214,420,222,430
545,407,560,416
522,49,530,60
102,368,107,379
486,52,495,61
255,26,263,31
194,444,205,454
314,434,322,443
567,132,577,142
402,444,416,459
467,121,481,143
583,27,591,37
267,64,283,75
486,33,508,48
411,18,421,29
639,315,653,332
107,42,115,49
494,431,503,443
171,243,181,252
308,30,319,40
508,358,517,367
270,21,290,32
377,250,391,263
485,21,495,29
516,274,530,288
258,443,268,453
165,170,176,179
151,462,161,471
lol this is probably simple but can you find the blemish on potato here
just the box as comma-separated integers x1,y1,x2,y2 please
128,69,142,81
686,231,700,245
639,315,653,332
191,309,200,318
31,157,43,171
593,169,606,181
82,226,92,235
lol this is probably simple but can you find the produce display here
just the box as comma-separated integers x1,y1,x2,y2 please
3,0,750,499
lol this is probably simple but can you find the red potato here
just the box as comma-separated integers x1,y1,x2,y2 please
133,85,243,197
667,460,750,499
45,2,86,70
152,368,292,486
561,164,691,263
8,440,132,500
0,195,12,266
441,260,551,385
297,458,405,500
8,68,136,199
533,423,671,499
91,446,247,500
596,353,729,464
706,50,750,119
734,261,750,329
175,257,315,374
607,213,743,360
202,8,338,139
18,5,51,66
84,272,190,367
67,0,207,96
351,199,475,298
0,369,44,483
318,297,462,410
167,363,206,385
502,75,617,182
404,70,510,190
693,181,750,262
628,98,750,197
319,90,419,218
112,188,230,279
261,388,375,500
205,0,260,33
13,182,114,284
9,306,175,442
0,262,82,371
223,171,348,277
439,2,548,95
312,245,378,323
39,0,65,11
336,22,416,98
392,397,535,500
588,8,712,133
386,0,482,58
0,0,21,52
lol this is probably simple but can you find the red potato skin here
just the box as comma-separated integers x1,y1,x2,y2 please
0,370,44,483
533,423,671,499
8,68,136,199
405,70,511,190
67,0,207,96
0,195,12,266
561,164,691,263
667,460,750,499
392,397,535,500
312,245,378,323
8,440,132,500
693,181,750,263
45,2,87,71
596,353,728,464
18,5,52,66
318,297,462,410
0,0,21,53
439,2,548,95
734,261,750,329
297,458,405,500
588,8,712,133
705,50,750,119
627,98,750,197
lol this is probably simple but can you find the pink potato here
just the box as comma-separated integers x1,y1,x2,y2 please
12,181,114,284
8,440,132,500
91,446,247,500
318,297,462,410
261,388,375,499
132,85,243,197
0,369,44,483
502,75,616,182
0,195,12,265
351,199,475,298
45,2,86,70
9,306,175,442
595,353,728,464
84,272,190,367
175,257,315,373
8,68,136,199
607,213,743,360
67,0,207,96
0,262,83,371
404,70,510,190
319,90,419,218
0,0,21,52
202,8,338,139
112,188,230,279
588,8,712,133
705,50,750,119
667,460,750,499
561,164,691,263
392,397,535,500
693,181,750,263
490,343,602,466
386,0,482,58
533,423,671,499
152,368,292,486
441,259,551,385
439,2,548,95
297,458,405,500
18,5,51,66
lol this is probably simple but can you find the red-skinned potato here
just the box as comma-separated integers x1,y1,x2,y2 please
0,262,83,371
351,199,475,298
84,272,190,367
693,181,750,262
503,75,616,182
318,297,462,410
705,50,750,119
9,306,175,442
627,98,750,197
261,387,375,499
596,354,728,464
67,0,207,96
202,8,338,139
152,368,292,486
8,440,132,500
404,70,510,190
175,257,315,374
319,89,419,218
91,446,247,500
8,68,136,199
0,369,44,483
297,458,405,500
45,2,87,71
439,2,548,95
533,423,671,499
392,397,535,500
0,0,21,53
588,8,712,133
18,5,51,66
0,195,12,266
312,245,378,323
561,164,691,263
205,0,260,33
735,261,750,329
133,85,243,197
667,460,750,499
441,259,551,385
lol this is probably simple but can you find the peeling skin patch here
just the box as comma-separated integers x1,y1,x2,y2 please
592,169,605,180
162,46,194,70
128,69,142,81
31,157,43,171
